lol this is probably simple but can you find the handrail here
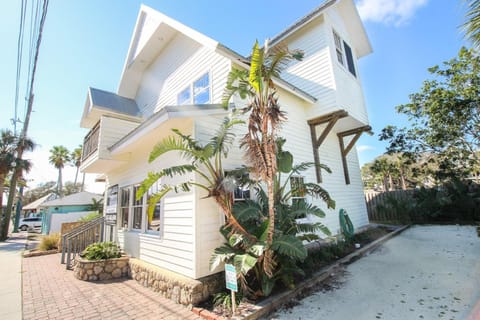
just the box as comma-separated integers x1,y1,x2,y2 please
61,216,105,269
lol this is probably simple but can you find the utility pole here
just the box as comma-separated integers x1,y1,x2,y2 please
0,0,49,240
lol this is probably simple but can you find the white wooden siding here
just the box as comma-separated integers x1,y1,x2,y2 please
106,122,198,278
135,33,231,118
324,10,369,124
98,116,140,160
278,11,369,125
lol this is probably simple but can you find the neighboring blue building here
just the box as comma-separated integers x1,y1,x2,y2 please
40,191,103,234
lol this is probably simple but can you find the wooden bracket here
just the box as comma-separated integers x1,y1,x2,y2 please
337,125,372,184
308,110,348,182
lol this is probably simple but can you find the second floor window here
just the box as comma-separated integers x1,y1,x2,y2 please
332,30,356,78
176,72,211,105
177,87,191,105
193,73,210,104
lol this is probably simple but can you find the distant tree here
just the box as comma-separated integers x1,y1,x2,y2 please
49,146,70,198
63,181,82,196
23,181,56,204
463,0,480,49
71,145,82,185
380,47,480,182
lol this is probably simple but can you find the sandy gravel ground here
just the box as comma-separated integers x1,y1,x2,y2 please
267,225,480,320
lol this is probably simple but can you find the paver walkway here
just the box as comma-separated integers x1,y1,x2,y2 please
22,253,202,320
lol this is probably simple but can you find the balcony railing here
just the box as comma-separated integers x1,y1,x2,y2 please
82,121,100,161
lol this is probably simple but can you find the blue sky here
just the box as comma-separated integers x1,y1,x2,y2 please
0,0,469,191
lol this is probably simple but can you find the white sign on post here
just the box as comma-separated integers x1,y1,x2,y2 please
225,263,238,292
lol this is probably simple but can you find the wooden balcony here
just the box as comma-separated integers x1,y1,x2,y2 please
82,121,100,161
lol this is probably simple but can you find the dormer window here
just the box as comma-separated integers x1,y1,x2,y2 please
332,30,356,78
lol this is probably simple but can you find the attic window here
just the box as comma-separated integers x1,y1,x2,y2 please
332,30,356,78
333,31,344,66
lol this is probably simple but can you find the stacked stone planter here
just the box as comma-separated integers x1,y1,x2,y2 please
129,258,224,306
74,256,129,281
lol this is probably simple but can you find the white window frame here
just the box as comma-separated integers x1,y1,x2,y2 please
333,30,344,66
177,86,191,105
332,29,357,78
118,183,163,236
176,71,211,105
145,180,163,235
290,176,306,205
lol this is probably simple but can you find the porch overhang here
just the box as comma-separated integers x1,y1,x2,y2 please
109,104,230,155
308,110,371,183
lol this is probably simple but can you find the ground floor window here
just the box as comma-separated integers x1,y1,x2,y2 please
118,183,162,234
120,187,130,229
290,176,307,218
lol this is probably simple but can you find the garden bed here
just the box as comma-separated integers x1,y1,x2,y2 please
195,224,405,319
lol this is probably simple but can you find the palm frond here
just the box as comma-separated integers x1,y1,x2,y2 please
209,245,237,271
232,200,262,223
271,234,307,261
249,40,264,94
304,183,336,209
233,252,258,275
222,68,251,107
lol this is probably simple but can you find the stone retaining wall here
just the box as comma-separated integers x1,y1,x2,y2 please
129,258,224,306
74,256,129,281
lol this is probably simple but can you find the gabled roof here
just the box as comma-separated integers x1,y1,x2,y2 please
23,193,58,210
40,192,102,207
109,104,230,154
269,0,336,46
269,0,372,58
117,5,317,104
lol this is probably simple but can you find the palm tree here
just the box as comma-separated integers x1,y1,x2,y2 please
49,145,70,197
463,0,480,49
71,145,82,185
222,40,304,276
0,130,17,213
0,131,34,240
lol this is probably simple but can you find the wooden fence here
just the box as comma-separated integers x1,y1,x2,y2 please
365,190,414,222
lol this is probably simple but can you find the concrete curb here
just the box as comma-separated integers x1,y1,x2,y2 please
229,224,411,320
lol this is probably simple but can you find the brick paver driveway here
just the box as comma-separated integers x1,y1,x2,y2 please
22,253,201,320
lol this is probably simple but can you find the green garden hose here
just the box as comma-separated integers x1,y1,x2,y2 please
339,208,354,239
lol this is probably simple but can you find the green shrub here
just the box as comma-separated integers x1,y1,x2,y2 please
213,291,242,315
38,233,60,251
81,242,121,260
78,212,102,222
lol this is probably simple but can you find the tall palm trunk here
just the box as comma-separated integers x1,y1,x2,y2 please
74,166,79,185
0,175,5,215
58,168,63,197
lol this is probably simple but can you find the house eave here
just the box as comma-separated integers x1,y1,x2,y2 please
109,104,230,155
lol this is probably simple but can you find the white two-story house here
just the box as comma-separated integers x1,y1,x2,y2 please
79,0,372,287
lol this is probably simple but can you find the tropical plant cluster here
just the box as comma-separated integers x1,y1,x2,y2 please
81,242,122,261
138,41,336,303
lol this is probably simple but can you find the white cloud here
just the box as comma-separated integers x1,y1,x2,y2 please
356,0,428,26
356,145,375,153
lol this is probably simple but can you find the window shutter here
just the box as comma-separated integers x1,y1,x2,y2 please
343,41,356,77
